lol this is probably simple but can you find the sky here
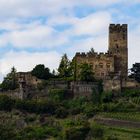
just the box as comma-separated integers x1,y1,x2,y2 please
0,0,140,81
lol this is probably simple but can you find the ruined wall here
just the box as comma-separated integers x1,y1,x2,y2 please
103,79,121,93
109,24,128,79
74,52,115,80
16,72,42,87
71,81,98,98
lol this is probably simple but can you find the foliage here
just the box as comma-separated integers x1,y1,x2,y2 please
122,89,140,97
15,99,58,115
90,123,104,138
88,47,95,54
102,92,114,103
31,64,52,80
1,67,18,91
0,123,17,140
79,63,95,82
37,80,48,91
129,63,140,83
55,106,68,118
58,54,73,78
48,89,66,102
62,119,90,140
0,95,15,111
63,126,89,140
82,103,97,117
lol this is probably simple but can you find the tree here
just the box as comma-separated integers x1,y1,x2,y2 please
1,67,18,91
79,63,95,82
129,63,140,83
89,48,95,54
58,54,72,78
31,64,52,80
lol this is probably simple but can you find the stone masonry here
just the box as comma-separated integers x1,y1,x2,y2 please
74,24,128,81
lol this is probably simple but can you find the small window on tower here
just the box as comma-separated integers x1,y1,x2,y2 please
101,73,104,76
123,35,125,40
116,44,119,49
107,63,111,69
99,63,103,68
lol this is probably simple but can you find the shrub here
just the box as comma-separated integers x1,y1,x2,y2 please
106,135,119,140
102,103,117,112
102,92,114,103
122,89,140,97
48,89,66,102
55,106,68,118
0,123,17,140
0,95,15,111
63,125,90,140
82,103,97,118
90,123,104,138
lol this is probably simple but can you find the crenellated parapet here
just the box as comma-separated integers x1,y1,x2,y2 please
75,51,113,59
109,24,127,33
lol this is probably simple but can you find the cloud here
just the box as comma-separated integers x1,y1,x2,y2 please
0,22,68,48
0,0,138,19
0,51,61,76
71,12,111,36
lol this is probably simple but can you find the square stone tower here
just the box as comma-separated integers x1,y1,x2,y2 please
109,24,128,79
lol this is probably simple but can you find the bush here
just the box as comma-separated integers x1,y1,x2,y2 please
55,107,68,118
82,103,97,118
0,95,15,111
90,123,104,138
106,135,119,140
102,103,118,112
122,89,140,97
63,125,90,140
48,89,66,102
0,123,17,140
15,99,58,115
102,92,114,103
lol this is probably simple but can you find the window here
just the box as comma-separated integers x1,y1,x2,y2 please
107,63,110,69
101,73,104,76
116,44,119,49
99,63,103,68
123,35,126,40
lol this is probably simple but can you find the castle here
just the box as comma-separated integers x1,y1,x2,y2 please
1,24,139,100
74,24,128,80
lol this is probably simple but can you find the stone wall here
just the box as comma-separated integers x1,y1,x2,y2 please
71,81,98,98
103,79,121,93
109,24,128,79
16,72,42,87
74,52,115,80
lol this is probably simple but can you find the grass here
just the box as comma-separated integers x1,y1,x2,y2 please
98,112,140,122
90,121,140,140
105,126,140,140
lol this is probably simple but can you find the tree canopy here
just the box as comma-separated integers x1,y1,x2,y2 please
129,63,140,83
31,64,52,80
1,67,18,91
58,54,73,78
79,63,95,82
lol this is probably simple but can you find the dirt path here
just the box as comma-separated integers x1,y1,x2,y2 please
94,117,140,128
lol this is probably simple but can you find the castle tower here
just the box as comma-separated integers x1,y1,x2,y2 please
109,24,128,79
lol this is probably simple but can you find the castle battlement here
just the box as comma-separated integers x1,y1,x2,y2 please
75,51,113,58
109,24,127,33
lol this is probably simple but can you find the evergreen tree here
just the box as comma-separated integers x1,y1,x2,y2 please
129,63,140,83
79,63,95,82
1,67,18,91
58,54,72,78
